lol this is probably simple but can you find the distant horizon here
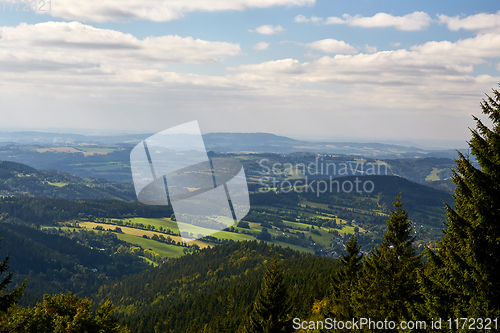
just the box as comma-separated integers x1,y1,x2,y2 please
0,127,469,150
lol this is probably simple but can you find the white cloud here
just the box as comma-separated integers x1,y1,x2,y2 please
325,11,432,31
0,22,242,74
227,52,498,138
1,20,499,141
307,39,357,54
254,42,270,50
251,25,285,35
295,14,309,23
365,44,377,53
295,15,324,24
44,0,316,23
391,42,402,47
438,11,500,33
410,33,500,63
230,33,500,91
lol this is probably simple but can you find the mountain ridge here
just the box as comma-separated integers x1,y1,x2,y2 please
0,130,464,158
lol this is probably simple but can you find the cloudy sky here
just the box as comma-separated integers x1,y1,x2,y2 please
1,0,499,146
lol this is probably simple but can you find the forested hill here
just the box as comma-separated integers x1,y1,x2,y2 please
94,241,339,332
0,160,135,200
0,197,173,225
296,175,453,226
0,220,150,306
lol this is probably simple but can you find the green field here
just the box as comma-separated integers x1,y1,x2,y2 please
116,233,186,258
300,199,385,217
286,167,304,180
426,167,444,181
43,224,188,258
139,256,158,267
114,217,256,242
267,240,314,254
283,220,315,230
338,225,357,234
116,217,179,233
211,230,255,241
307,228,338,247
46,181,68,187
72,162,130,172
106,217,317,253
234,222,262,234
53,205,352,260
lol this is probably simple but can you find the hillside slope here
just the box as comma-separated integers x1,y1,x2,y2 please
95,241,339,332
0,160,135,200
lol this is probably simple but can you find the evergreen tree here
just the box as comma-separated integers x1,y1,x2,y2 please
0,238,25,313
326,235,363,320
354,196,422,324
418,87,500,319
245,257,293,333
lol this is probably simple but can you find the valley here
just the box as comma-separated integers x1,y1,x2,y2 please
0,129,492,332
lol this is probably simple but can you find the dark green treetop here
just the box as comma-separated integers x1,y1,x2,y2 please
419,86,500,319
0,238,25,313
245,257,293,333
354,196,422,324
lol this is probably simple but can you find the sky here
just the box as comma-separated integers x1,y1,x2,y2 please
0,0,499,147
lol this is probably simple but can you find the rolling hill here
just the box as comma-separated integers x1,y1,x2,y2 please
0,160,135,200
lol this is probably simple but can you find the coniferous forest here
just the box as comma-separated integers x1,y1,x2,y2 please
0,87,499,332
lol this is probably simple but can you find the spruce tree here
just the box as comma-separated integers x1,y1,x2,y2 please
327,235,363,320
0,238,25,313
354,196,422,323
418,87,500,319
245,257,293,333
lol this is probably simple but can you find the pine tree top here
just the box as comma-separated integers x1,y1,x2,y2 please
381,195,415,257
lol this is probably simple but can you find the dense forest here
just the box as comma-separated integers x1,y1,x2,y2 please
0,197,173,225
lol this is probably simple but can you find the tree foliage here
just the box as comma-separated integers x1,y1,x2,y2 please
245,257,293,333
419,87,500,319
353,196,422,325
0,238,25,313
327,235,363,320
1,293,128,333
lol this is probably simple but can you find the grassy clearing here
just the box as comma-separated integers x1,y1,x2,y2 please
47,222,207,258
51,212,334,259
79,222,210,249
426,168,444,181
211,230,255,242
72,162,130,172
339,225,356,234
266,240,314,254
282,220,313,230
139,256,158,267
116,234,186,258
308,229,335,247
286,167,304,180
234,221,262,234
116,218,179,233
46,181,68,187
300,199,385,217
